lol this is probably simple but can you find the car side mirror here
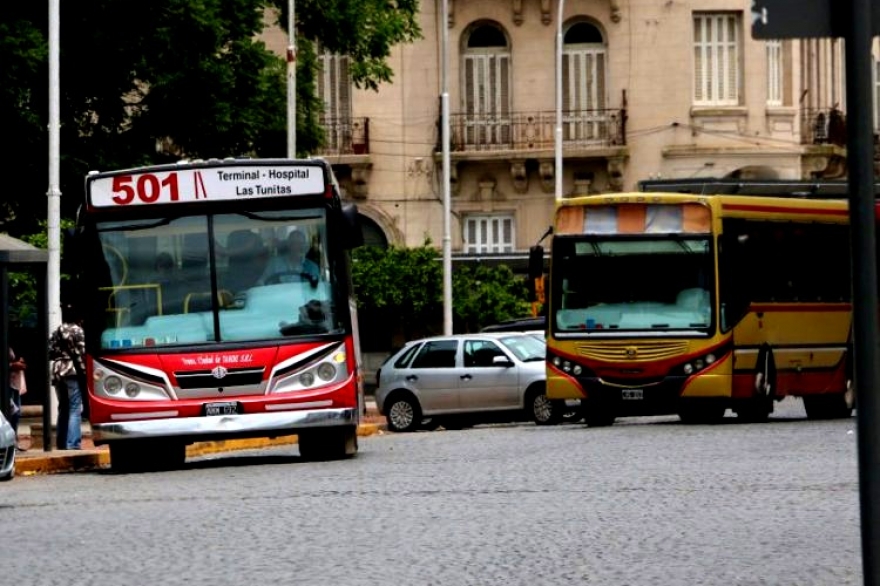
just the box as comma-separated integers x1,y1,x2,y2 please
492,355,514,367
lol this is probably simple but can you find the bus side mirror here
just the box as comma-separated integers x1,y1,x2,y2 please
528,245,544,281
341,203,364,250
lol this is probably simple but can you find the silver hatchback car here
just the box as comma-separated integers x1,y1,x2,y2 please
375,333,565,432
0,410,15,481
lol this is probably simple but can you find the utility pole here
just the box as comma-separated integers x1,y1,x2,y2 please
287,0,296,158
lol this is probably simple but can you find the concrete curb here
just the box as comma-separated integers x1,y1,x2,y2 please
16,422,384,476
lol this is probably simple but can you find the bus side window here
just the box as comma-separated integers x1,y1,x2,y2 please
718,231,751,332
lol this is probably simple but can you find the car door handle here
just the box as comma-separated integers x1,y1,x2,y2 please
406,375,418,382
460,374,472,381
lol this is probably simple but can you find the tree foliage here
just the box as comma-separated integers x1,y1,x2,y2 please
352,244,532,339
0,0,421,236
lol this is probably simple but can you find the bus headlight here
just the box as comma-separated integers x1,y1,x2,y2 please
124,383,140,398
317,362,337,381
572,365,583,376
300,372,315,387
104,376,123,394
683,363,694,375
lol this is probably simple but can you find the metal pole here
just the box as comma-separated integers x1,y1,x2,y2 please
844,0,880,584
441,0,453,335
287,0,297,158
554,0,566,202
47,0,62,433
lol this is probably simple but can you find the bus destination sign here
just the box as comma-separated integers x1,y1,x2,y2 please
87,164,326,208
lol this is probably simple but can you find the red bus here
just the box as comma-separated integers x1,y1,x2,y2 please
75,158,364,470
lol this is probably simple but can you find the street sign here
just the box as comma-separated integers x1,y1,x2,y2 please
751,0,880,38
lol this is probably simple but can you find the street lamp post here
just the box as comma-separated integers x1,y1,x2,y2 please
441,0,453,335
555,0,566,202
287,0,296,158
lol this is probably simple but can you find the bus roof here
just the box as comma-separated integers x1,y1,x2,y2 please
637,178,858,198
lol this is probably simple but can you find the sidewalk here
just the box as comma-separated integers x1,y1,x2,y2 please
14,401,386,476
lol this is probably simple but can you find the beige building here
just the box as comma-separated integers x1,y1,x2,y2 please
264,1,853,263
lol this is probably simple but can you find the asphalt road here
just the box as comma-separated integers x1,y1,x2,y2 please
0,398,862,586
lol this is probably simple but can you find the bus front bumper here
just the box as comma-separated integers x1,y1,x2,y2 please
91,407,358,445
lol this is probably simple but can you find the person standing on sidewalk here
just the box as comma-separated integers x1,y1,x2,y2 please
49,304,86,450
8,346,28,450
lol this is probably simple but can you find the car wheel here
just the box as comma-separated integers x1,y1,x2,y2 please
385,393,422,432
528,387,563,426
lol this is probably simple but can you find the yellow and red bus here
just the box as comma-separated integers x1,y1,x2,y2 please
73,158,364,470
535,179,856,426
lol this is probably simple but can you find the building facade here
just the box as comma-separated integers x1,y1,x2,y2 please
264,0,855,263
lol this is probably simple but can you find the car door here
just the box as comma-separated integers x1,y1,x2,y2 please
405,339,461,413
460,338,520,411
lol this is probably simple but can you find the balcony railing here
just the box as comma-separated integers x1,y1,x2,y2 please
316,117,370,156
445,109,626,153
800,107,846,146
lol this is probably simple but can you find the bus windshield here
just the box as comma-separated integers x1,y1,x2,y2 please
94,208,344,349
552,236,714,333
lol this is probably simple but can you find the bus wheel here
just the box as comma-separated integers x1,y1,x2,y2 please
298,426,358,461
583,402,615,427
109,440,186,473
385,392,422,432
527,386,563,426
804,380,855,420
737,347,775,423
677,403,726,424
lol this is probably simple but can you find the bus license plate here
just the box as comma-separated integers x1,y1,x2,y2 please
203,402,240,416
622,389,643,401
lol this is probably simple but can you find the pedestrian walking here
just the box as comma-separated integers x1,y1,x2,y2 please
8,346,28,451
49,303,86,450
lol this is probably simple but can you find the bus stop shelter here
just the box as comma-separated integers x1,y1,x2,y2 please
0,233,50,450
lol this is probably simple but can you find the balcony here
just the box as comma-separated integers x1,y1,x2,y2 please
800,108,846,146
315,117,370,156
446,109,626,155
316,117,371,199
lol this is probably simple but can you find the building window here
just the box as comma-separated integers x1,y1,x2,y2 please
464,215,514,254
693,13,741,106
462,23,511,148
563,21,608,142
318,51,352,152
766,40,783,106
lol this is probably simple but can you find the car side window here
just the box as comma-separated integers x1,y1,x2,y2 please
393,344,421,368
411,340,459,368
463,340,505,368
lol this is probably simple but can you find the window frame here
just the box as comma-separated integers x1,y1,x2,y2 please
693,12,742,107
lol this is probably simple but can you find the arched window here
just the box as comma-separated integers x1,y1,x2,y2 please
358,215,388,249
461,23,511,148
563,21,607,142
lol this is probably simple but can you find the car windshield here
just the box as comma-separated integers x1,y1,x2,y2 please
497,334,546,362
552,236,714,333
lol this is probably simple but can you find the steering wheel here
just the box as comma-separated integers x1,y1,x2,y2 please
264,271,319,288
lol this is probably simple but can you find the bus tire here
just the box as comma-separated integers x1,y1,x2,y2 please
384,392,422,433
678,402,726,424
804,379,855,420
298,426,358,461
737,346,775,423
527,385,563,426
583,401,615,427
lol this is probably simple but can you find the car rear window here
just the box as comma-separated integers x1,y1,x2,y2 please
394,343,422,368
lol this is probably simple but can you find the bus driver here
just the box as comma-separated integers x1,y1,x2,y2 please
259,230,320,286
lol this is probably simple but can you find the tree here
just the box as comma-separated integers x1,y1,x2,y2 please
352,243,532,343
0,0,422,236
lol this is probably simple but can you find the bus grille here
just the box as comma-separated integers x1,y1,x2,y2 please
175,367,265,390
576,341,690,362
